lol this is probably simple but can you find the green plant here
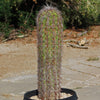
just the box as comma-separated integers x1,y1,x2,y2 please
75,87,82,89
38,0,97,28
0,22,11,39
61,0,98,28
0,0,20,38
37,6,63,100
0,0,35,38
87,57,99,61
18,10,35,33
0,0,12,39
0,0,11,23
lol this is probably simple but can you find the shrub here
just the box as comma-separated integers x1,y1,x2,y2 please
60,0,98,28
36,0,98,28
0,0,35,38
18,10,35,33
0,22,11,39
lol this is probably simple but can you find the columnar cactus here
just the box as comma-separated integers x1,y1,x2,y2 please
36,6,63,100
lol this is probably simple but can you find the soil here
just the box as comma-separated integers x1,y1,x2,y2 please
30,93,72,100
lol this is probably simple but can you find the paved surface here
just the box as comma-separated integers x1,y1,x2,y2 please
76,86,100,100
0,43,100,100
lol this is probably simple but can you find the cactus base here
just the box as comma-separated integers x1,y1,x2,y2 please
23,88,78,100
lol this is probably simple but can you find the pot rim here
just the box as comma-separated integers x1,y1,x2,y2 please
24,88,78,100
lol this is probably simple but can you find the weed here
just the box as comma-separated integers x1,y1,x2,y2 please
0,22,11,39
75,87,82,89
87,57,99,61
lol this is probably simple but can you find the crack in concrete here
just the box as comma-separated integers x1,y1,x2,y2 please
79,62,100,69
66,67,97,77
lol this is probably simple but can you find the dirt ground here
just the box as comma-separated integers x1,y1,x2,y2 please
0,26,100,100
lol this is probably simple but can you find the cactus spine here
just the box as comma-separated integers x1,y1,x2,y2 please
37,6,63,100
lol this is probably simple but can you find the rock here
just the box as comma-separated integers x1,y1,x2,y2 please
78,38,87,46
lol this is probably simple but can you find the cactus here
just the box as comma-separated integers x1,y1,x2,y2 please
36,6,63,100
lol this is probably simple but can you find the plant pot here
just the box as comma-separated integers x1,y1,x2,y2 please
23,88,78,100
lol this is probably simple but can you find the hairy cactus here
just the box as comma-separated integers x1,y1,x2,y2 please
36,6,63,100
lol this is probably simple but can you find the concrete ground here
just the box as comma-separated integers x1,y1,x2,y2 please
0,42,100,100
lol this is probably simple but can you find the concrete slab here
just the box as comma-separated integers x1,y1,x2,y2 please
0,42,100,100
76,85,100,100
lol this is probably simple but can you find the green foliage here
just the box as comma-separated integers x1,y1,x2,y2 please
38,0,98,28
0,0,11,23
97,14,100,23
0,0,99,39
96,1,100,24
37,6,63,100
0,0,35,38
87,57,99,61
0,0,11,38
60,0,98,28
0,22,11,39
18,11,35,32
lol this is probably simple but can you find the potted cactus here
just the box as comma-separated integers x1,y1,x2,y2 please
24,6,78,100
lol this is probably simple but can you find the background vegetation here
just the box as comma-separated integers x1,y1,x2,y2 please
0,0,99,39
